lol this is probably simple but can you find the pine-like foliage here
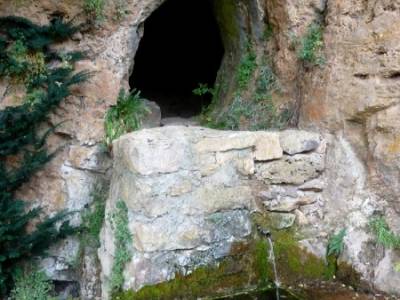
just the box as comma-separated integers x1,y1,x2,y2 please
0,16,90,295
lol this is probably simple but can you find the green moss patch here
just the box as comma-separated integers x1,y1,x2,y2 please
271,230,327,283
253,213,330,285
112,239,274,300
213,0,240,47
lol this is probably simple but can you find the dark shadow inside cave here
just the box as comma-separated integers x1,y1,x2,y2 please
129,0,224,118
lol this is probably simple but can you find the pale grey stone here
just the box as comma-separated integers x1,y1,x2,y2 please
279,130,321,155
374,250,400,294
161,117,199,127
141,99,161,128
268,212,296,229
194,133,257,153
255,152,325,185
299,179,325,192
253,132,283,161
262,196,317,212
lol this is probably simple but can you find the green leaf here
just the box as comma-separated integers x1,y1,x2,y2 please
327,228,346,257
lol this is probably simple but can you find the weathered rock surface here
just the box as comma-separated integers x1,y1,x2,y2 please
279,130,321,155
99,126,326,297
141,99,161,128
1,0,400,297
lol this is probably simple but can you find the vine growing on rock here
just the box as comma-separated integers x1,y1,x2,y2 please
0,16,90,294
109,199,132,294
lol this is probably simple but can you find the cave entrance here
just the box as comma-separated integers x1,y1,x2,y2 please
129,0,224,119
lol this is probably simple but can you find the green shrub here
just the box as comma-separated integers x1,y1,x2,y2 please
193,83,213,96
236,44,257,91
200,58,291,131
0,16,89,295
104,89,149,146
370,217,400,249
84,0,106,23
298,23,325,66
109,200,132,294
11,270,55,300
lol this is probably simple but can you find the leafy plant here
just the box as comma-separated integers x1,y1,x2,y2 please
205,57,290,131
256,62,279,99
298,22,325,66
327,229,346,257
10,269,55,300
84,0,106,23
80,187,107,248
193,83,213,96
324,228,346,279
104,88,149,146
0,16,89,295
369,217,400,249
109,200,132,294
236,43,257,91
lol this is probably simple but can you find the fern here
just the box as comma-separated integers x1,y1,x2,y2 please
327,229,346,257
104,89,149,146
370,217,400,249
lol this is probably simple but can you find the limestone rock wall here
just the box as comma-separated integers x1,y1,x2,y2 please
1,0,400,297
279,0,400,293
99,126,326,297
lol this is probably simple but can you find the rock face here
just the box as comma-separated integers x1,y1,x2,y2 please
98,126,327,297
1,0,400,297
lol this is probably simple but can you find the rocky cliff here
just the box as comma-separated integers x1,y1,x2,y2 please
1,0,399,298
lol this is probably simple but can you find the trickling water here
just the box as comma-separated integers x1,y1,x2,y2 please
257,226,280,300
266,236,280,300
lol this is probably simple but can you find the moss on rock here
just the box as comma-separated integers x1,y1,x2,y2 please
112,238,273,300
271,230,327,283
253,213,330,284
213,0,240,48
114,213,363,300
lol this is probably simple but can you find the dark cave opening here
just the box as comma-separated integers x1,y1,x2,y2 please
129,0,224,118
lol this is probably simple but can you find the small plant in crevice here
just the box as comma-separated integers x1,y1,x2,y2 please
84,0,129,24
80,186,107,249
369,217,400,249
297,22,325,67
10,269,55,300
213,58,290,130
236,43,257,91
109,199,132,294
193,83,214,97
325,228,346,279
84,0,106,24
369,217,400,273
327,228,346,257
104,88,150,146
